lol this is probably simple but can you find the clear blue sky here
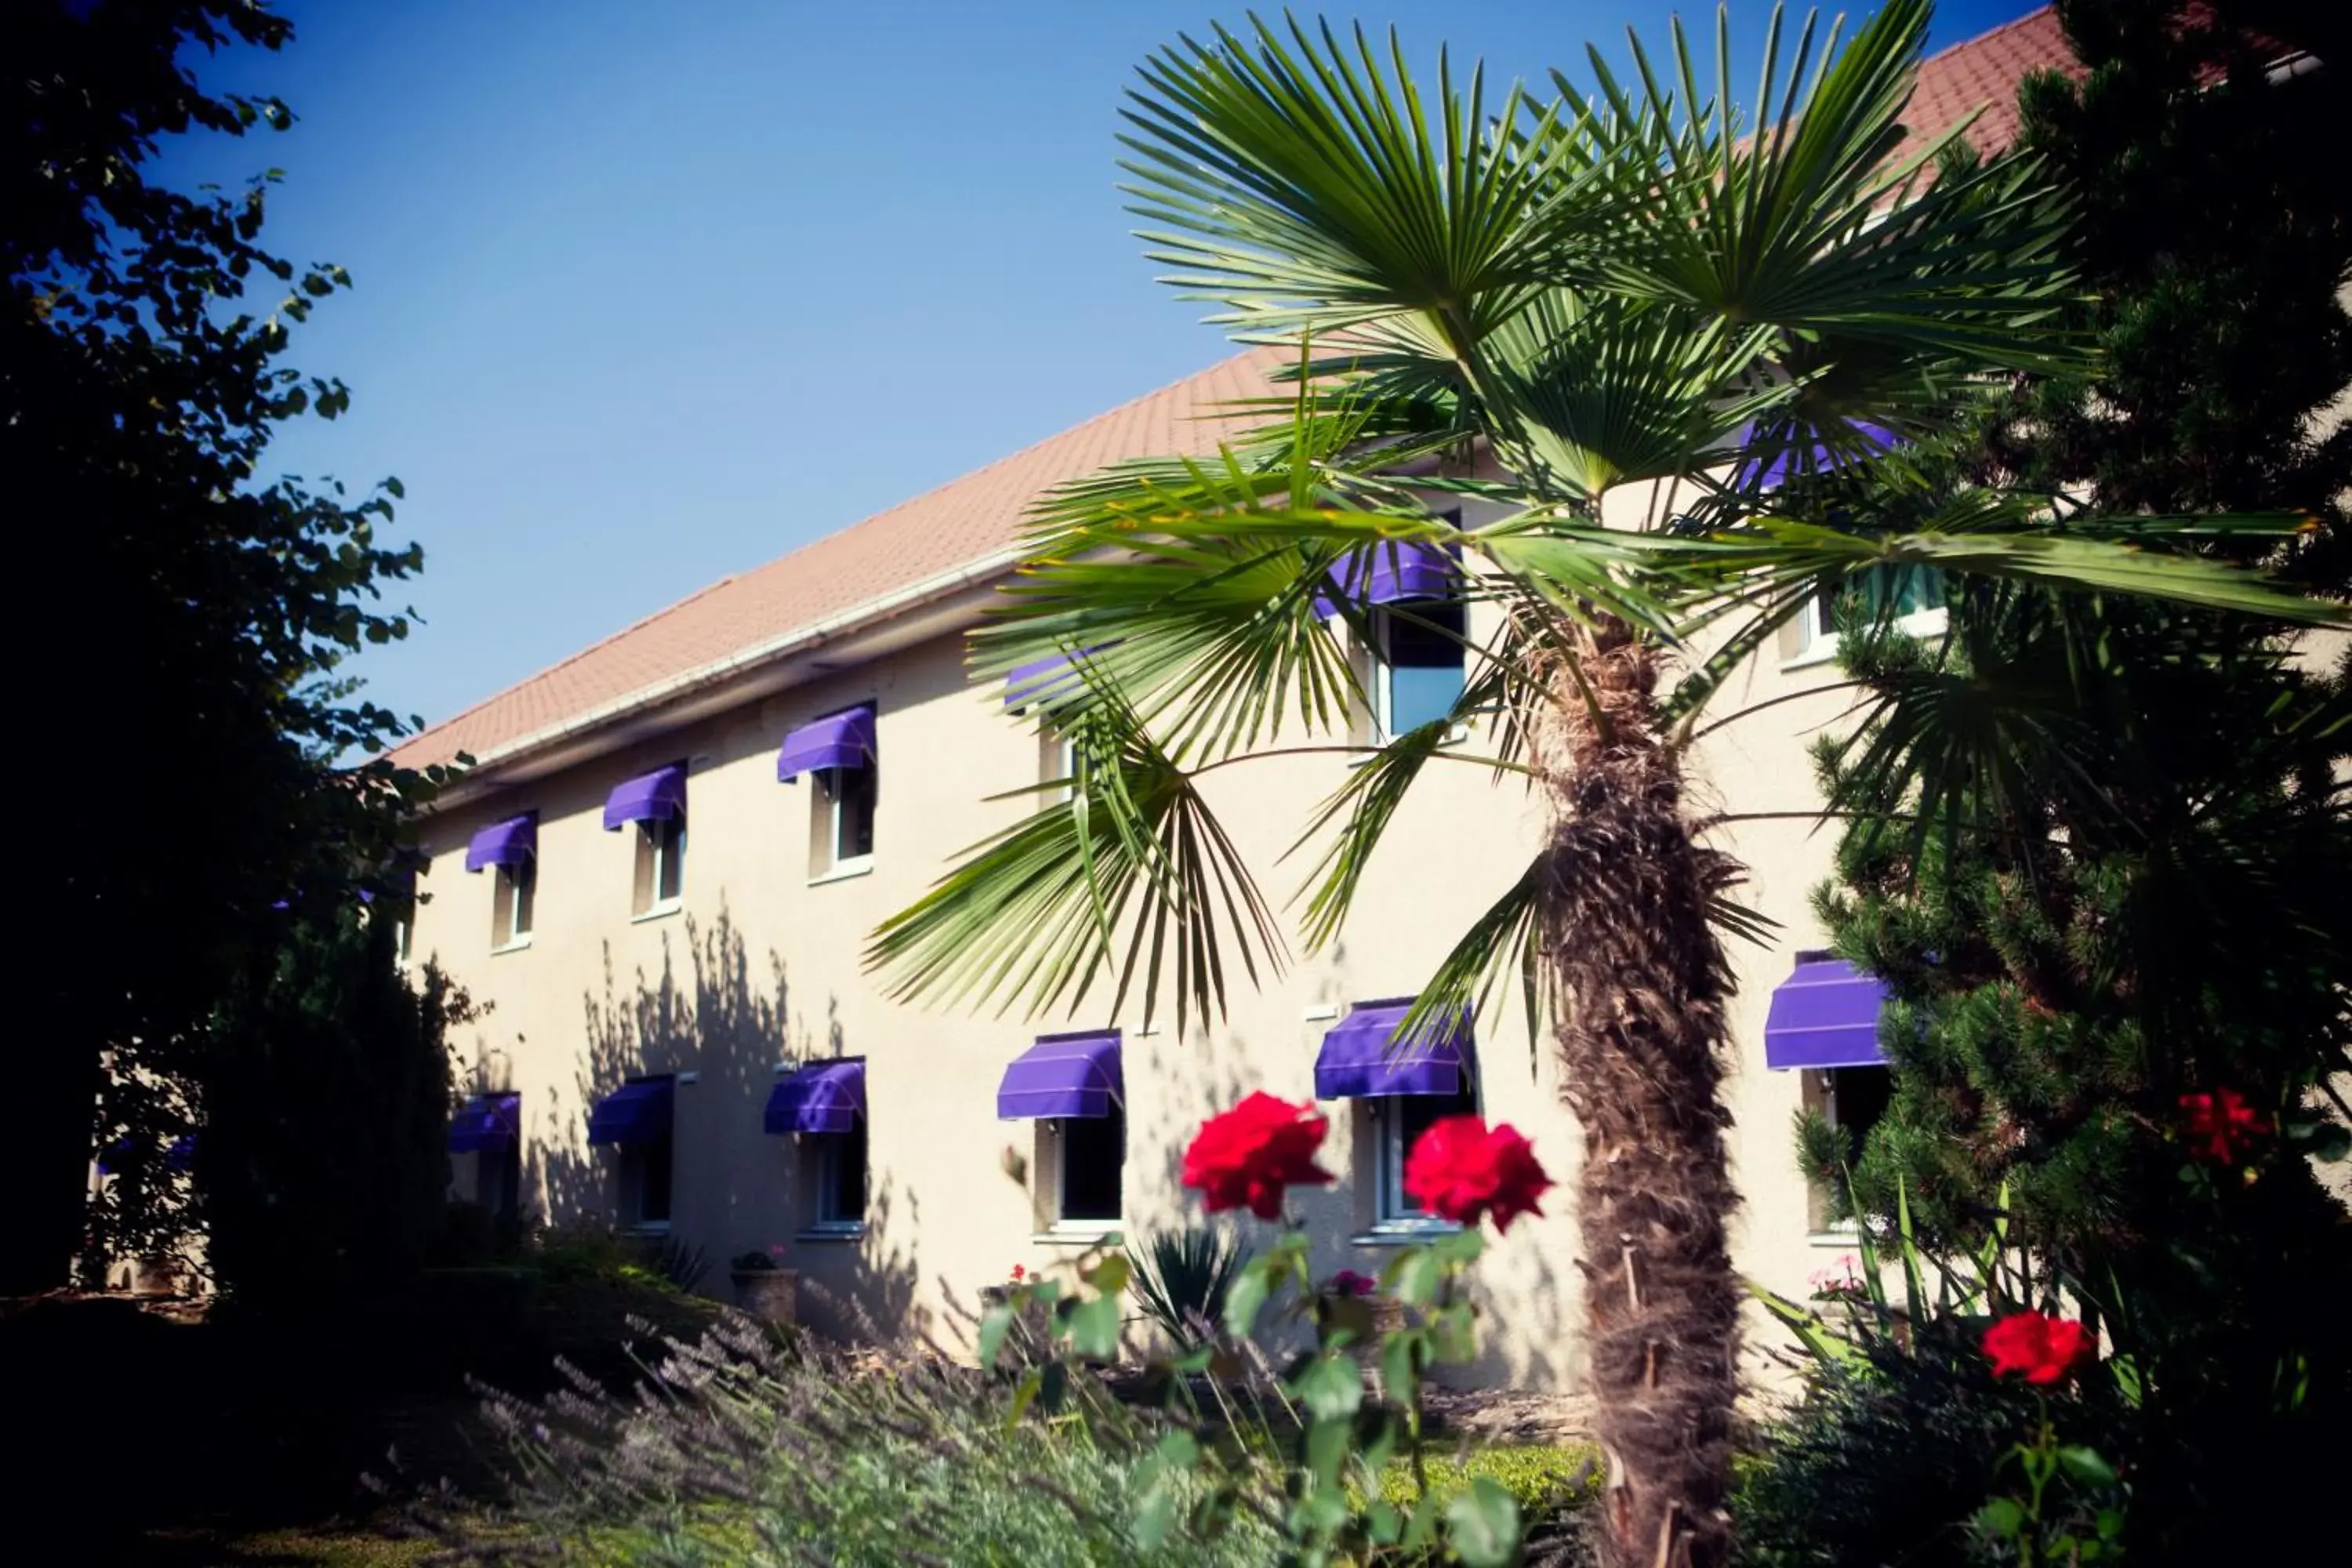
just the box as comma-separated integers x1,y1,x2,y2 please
187,1,2042,734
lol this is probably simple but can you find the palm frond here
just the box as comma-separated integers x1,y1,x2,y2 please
865,690,1283,1033
1120,13,1608,353
1406,852,1553,1072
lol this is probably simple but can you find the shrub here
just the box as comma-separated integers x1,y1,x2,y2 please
439,1315,1280,1566
1127,1225,1250,1350
1369,1442,1599,1515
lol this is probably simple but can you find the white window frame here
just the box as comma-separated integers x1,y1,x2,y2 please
1785,582,1951,669
493,857,535,950
811,764,877,882
636,814,685,917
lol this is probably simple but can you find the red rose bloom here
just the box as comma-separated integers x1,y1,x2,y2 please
1403,1116,1555,1235
1983,1310,2094,1385
2179,1087,2268,1165
1182,1092,1334,1220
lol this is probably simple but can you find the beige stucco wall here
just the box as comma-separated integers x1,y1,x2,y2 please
409,485,1886,1389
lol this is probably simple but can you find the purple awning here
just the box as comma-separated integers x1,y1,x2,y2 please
777,703,876,782
765,1058,866,1135
1763,954,1892,1069
1314,1001,1470,1098
464,814,537,873
1740,419,1898,493
997,1030,1122,1120
1313,540,1458,619
450,1092,521,1153
604,763,687,831
586,1077,675,1146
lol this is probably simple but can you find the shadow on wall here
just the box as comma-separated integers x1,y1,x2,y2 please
529,905,916,1342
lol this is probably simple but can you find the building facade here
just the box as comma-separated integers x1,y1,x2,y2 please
395,9,2078,1390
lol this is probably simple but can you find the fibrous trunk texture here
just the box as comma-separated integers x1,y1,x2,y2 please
1534,619,1742,1568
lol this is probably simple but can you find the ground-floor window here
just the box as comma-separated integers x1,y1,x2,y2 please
619,1134,674,1229
1802,1065,1893,1232
1043,1107,1123,1229
1372,1083,1479,1229
810,1122,868,1231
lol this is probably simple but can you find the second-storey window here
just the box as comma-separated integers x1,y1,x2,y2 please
1371,597,1468,739
1787,565,1948,662
634,814,685,914
814,763,877,872
492,857,535,947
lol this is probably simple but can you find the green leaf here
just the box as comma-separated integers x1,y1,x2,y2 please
1156,1429,1202,1468
1293,1352,1363,1422
1975,1497,2026,1538
977,1304,1015,1371
1065,1294,1123,1360
1224,1258,1274,1338
1446,1476,1523,1567
1390,1247,1443,1306
1084,1251,1133,1296
2057,1446,2118,1488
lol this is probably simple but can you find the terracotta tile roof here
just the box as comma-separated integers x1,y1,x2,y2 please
395,7,2074,775
1903,5,2073,158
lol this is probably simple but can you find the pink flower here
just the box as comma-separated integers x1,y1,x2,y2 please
1009,1263,1026,1282
1403,1116,1555,1234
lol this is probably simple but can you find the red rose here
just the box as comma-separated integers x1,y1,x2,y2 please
1982,1310,2094,1385
1403,1115,1555,1235
1009,1263,1025,1282
2179,1087,2268,1165
1181,1092,1334,1220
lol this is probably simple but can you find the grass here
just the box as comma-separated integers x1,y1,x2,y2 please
1370,1441,1602,1515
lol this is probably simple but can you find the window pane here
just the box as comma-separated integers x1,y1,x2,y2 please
1854,564,1946,619
638,1134,673,1224
1381,600,1467,733
827,1124,869,1223
512,861,535,936
1059,1109,1123,1221
1828,1065,1893,1153
657,819,685,902
1389,1085,1477,1217
837,766,877,859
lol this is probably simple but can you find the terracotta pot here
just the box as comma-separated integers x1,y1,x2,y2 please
730,1267,798,1325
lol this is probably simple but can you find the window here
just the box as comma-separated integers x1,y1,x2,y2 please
1802,1065,1893,1232
633,814,685,916
1788,565,1947,662
811,764,877,875
1370,598,1468,739
811,1120,868,1230
492,857,535,948
619,1133,674,1229
478,1137,522,1225
1372,1081,1480,1229
1041,1106,1123,1230
1040,728,1076,804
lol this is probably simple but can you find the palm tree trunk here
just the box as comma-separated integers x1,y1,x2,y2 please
1534,618,1742,1568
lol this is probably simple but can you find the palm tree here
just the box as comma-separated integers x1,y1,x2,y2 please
867,5,2339,1563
